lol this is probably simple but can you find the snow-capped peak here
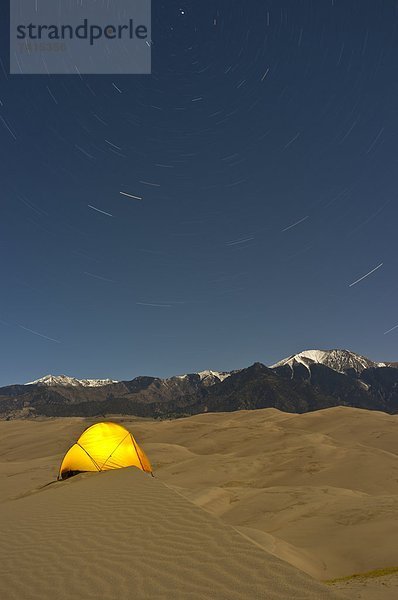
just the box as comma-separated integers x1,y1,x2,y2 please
25,374,118,387
270,349,386,375
175,370,231,384
197,370,231,382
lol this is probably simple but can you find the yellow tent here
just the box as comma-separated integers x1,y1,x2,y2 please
58,422,152,480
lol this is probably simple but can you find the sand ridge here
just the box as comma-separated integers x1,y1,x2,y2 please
0,467,343,600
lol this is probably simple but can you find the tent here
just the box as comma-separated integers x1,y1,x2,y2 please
58,422,152,480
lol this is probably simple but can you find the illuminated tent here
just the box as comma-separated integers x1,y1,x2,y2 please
58,422,152,480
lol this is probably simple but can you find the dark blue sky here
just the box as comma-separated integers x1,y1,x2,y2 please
1,1,398,386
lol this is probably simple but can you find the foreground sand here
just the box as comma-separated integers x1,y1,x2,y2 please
0,406,397,599
0,467,342,600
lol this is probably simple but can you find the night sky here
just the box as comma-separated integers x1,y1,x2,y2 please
1,1,398,386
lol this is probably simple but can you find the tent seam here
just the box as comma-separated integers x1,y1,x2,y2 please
100,432,130,470
130,434,146,472
77,442,101,472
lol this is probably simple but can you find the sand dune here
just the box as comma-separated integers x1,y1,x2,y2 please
1,406,397,599
0,467,342,600
133,407,398,580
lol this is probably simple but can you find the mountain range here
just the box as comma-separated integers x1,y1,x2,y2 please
1,349,398,419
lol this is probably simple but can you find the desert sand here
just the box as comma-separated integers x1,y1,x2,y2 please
0,462,341,600
0,406,397,599
330,572,398,599
135,407,398,581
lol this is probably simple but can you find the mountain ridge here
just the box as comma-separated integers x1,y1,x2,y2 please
25,374,119,387
20,349,390,387
1,349,397,419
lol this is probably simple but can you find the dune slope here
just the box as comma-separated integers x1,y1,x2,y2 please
134,407,398,580
0,468,342,600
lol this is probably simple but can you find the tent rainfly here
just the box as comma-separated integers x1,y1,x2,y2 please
58,422,152,480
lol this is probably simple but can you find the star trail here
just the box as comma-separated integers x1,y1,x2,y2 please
1,0,397,385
